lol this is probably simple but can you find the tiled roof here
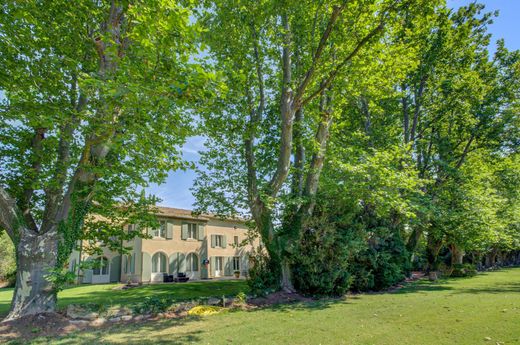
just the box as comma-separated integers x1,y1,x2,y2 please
156,206,247,223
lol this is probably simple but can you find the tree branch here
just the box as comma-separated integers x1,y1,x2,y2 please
0,186,22,240
300,21,384,108
295,2,347,102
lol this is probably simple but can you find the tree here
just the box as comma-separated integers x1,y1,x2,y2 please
398,4,520,277
0,0,212,320
194,0,438,291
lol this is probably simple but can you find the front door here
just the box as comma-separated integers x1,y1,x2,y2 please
215,257,223,277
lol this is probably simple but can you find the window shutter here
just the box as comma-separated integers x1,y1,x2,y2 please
181,223,188,240
166,222,173,239
224,257,232,276
178,253,186,273
197,224,205,241
211,235,216,248
210,256,216,277
222,235,227,248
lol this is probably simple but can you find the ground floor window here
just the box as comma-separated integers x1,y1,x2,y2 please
186,253,199,272
233,256,240,271
93,257,109,275
152,252,167,273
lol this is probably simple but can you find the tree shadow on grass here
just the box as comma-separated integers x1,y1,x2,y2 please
451,282,520,295
8,316,207,345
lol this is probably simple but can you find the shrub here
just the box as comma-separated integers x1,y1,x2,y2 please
349,227,411,291
0,232,16,286
235,291,247,304
131,296,173,315
247,248,279,296
292,217,362,296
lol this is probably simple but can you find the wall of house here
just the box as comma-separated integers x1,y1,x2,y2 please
71,214,258,284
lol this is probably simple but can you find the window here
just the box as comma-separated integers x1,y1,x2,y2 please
152,252,167,273
93,257,109,275
233,257,240,271
152,221,167,238
234,236,239,246
187,223,197,239
186,253,199,272
123,255,128,274
215,235,223,247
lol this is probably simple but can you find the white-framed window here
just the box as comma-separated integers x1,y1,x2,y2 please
152,221,167,238
186,253,199,272
187,223,197,239
152,252,167,273
233,256,240,271
215,235,223,247
93,257,109,275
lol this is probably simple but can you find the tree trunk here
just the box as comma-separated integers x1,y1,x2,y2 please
280,259,295,293
450,244,464,266
426,235,442,280
4,229,58,321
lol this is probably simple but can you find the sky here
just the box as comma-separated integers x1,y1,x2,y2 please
152,0,520,210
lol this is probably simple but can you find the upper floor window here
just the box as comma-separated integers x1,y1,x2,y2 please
182,222,203,240
151,221,167,238
211,234,227,248
234,236,239,246
187,223,197,239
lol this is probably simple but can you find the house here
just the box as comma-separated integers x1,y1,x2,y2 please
68,207,257,284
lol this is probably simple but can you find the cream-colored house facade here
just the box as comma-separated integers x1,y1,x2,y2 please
69,207,256,284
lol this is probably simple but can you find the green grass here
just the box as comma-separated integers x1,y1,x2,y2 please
4,268,520,345
0,279,248,317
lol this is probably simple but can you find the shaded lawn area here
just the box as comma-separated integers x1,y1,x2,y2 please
0,279,248,317
4,268,520,345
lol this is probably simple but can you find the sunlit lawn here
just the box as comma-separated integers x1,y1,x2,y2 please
0,279,248,317
3,268,520,345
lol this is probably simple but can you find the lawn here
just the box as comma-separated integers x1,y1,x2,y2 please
3,268,520,345
0,279,249,317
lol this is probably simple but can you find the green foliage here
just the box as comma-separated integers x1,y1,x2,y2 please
292,215,360,296
247,249,279,297
131,296,174,315
0,232,16,287
235,291,247,305
450,264,477,278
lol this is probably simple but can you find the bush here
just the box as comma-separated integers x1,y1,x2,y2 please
292,217,362,296
0,232,16,286
131,296,173,315
349,226,411,291
247,248,279,297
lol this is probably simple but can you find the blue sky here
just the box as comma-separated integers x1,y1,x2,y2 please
150,0,520,209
